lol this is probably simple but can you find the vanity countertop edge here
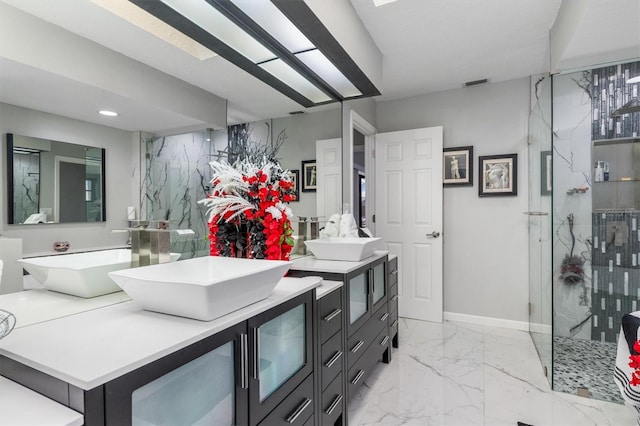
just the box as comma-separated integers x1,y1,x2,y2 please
290,250,389,274
0,276,322,390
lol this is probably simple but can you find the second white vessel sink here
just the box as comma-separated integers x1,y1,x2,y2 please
109,256,292,321
18,249,180,298
304,237,383,261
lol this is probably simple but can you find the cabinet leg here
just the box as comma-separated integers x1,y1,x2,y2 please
392,331,399,348
382,346,391,364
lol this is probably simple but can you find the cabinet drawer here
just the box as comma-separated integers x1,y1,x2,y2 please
388,287,398,315
346,345,378,400
346,305,389,368
318,288,343,343
321,372,344,426
388,258,398,287
258,374,314,426
372,326,390,360
320,330,343,391
389,309,399,335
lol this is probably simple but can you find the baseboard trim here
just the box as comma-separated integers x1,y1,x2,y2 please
443,311,530,331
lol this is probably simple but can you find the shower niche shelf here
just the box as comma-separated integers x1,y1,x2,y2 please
592,137,640,210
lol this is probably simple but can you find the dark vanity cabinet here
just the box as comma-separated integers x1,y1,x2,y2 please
388,256,399,348
316,287,345,426
103,290,315,426
289,254,395,424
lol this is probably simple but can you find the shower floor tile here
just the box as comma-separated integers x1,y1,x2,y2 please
553,336,622,403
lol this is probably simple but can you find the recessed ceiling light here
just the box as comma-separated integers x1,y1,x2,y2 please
98,110,119,117
373,0,400,7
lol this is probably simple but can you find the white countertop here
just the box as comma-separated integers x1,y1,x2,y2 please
0,276,322,390
290,250,388,274
23,245,129,259
0,377,83,426
0,289,131,328
315,280,343,299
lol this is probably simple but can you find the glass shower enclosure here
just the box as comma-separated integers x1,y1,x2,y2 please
530,59,640,404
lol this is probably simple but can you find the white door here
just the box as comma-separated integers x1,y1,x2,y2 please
375,127,443,322
316,138,342,220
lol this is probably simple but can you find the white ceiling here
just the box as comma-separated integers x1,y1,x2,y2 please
0,0,638,134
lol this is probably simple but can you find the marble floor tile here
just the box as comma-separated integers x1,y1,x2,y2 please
349,318,637,426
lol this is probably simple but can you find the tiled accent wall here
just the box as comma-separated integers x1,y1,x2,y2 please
12,152,39,224
591,211,640,342
591,61,640,140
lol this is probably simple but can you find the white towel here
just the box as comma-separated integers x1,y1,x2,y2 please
614,311,640,424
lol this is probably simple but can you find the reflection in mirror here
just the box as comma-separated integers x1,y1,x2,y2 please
6,133,106,224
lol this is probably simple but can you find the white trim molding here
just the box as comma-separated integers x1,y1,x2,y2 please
443,311,530,331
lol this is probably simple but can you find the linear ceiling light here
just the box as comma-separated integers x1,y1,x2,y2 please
92,0,216,60
128,0,379,107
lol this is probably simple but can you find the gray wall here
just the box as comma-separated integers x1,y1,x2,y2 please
273,108,342,228
1,103,135,254
376,78,531,324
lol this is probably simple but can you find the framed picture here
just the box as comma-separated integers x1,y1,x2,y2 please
443,146,473,186
541,151,551,195
289,169,300,201
301,160,317,192
478,153,518,197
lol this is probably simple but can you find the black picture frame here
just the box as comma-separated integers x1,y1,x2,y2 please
443,146,473,186
289,169,300,201
541,150,551,195
478,153,518,197
301,160,316,192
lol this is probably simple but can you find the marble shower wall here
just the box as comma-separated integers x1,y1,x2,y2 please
144,129,227,259
552,70,593,340
12,151,40,224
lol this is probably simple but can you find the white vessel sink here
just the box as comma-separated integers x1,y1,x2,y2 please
108,256,292,321
18,249,180,298
304,237,383,261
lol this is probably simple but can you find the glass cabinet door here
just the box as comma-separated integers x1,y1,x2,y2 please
349,271,369,325
372,262,386,306
257,304,306,402
131,345,235,426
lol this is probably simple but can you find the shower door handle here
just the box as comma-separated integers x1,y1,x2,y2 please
426,231,440,238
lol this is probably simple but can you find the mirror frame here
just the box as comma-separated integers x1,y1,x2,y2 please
6,133,107,225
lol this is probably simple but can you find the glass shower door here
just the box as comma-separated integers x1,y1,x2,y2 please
527,74,553,386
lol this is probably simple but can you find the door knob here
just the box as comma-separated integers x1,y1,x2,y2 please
427,231,440,238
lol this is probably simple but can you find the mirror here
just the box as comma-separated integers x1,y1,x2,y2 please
6,133,106,225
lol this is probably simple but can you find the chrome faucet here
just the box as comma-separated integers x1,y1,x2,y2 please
310,217,320,240
298,217,307,255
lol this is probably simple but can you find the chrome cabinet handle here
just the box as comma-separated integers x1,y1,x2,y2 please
286,398,312,423
391,295,399,302
426,231,440,238
391,319,398,328
380,312,389,322
252,327,260,380
325,350,343,368
325,394,343,415
240,333,248,389
523,211,549,216
351,370,365,385
323,308,342,322
351,340,364,353
380,336,389,346
390,270,398,275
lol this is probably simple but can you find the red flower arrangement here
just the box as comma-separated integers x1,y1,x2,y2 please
199,160,296,260
630,340,640,386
